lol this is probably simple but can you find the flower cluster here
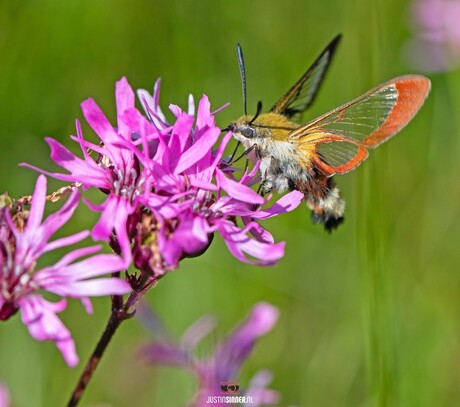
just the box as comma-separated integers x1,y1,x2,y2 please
0,175,130,366
140,302,281,406
2,76,303,367
24,77,303,276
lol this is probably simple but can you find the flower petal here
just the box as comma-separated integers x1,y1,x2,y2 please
116,77,135,138
141,343,190,367
175,127,221,174
214,302,279,379
44,231,91,254
181,315,217,352
137,80,169,130
25,175,47,231
19,295,78,367
251,190,304,219
43,137,107,187
195,94,214,131
81,98,118,143
92,195,126,241
217,221,284,265
216,169,264,205
245,370,280,407
46,278,130,297
39,188,82,243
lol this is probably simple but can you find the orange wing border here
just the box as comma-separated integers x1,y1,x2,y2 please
291,75,431,176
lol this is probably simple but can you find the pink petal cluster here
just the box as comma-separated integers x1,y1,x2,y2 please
25,77,303,275
141,302,281,407
0,175,130,366
405,0,460,72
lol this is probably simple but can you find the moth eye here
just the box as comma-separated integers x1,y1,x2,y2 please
240,126,255,138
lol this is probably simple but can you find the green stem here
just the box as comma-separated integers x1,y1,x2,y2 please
66,307,128,407
66,276,157,406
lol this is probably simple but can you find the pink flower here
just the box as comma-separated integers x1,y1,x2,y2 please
405,0,460,72
0,175,130,366
22,78,157,264
131,83,303,271
141,302,281,406
24,77,303,277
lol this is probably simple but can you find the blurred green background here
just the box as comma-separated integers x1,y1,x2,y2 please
1,0,459,406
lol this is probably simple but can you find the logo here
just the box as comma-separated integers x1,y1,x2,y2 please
220,381,239,394
206,381,254,404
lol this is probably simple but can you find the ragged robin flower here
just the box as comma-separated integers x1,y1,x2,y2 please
140,302,281,407
24,77,303,282
0,175,130,366
406,0,460,72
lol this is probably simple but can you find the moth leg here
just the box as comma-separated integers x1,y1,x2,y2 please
257,177,274,196
228,141,241,163
228,143,257,166
252,179,272,210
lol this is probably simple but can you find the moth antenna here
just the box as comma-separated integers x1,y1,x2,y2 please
248,100,263,125
237,43,248,116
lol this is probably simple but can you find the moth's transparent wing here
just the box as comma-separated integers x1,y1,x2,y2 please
270,34,341,121
291,75,431,176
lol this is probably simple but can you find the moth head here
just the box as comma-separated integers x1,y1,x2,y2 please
228,116,257,139
227,100,263,141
